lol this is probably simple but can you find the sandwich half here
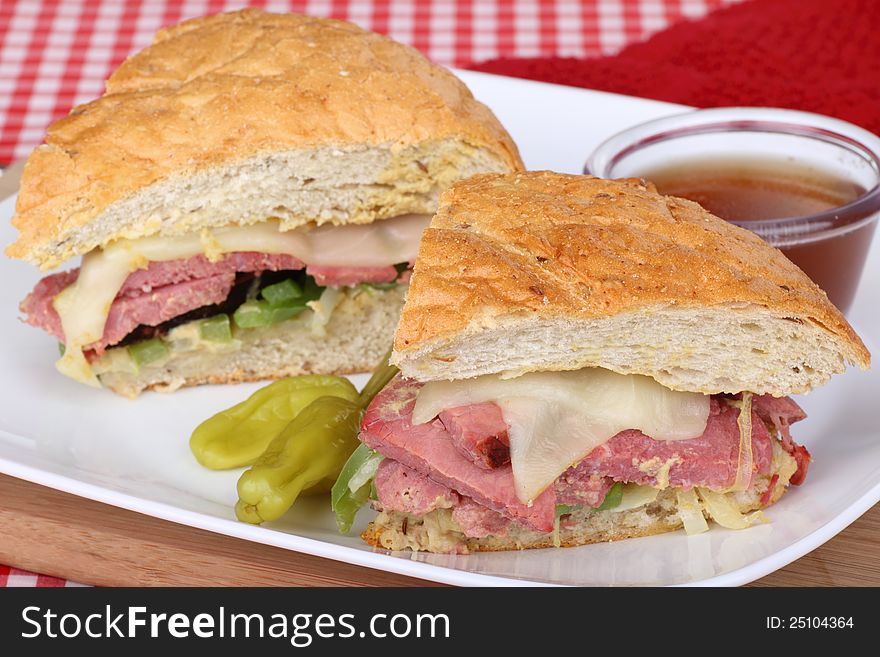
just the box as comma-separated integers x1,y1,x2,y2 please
352,171,869,553
8,9,522,397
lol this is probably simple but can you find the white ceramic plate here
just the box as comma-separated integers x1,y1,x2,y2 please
1,71,877,587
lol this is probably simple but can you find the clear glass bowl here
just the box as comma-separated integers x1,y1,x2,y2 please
585,107,880,313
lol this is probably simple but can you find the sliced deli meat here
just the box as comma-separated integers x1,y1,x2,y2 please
100,273,235,353
439,403,510,470
374,459,459,515
17,269,77,344
450,498,511,539
119,252,302,295
412,369,711,503
361,375,809,536
554,472,615,507
569,398,774,490
752,394,807,428
20,252,406,352
27,271,238,354
21,252,298,351
373,460,512,539
361,377,558,532
752,394,811,485
306,264,398,287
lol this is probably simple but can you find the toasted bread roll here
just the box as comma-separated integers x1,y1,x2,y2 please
392,172,868,396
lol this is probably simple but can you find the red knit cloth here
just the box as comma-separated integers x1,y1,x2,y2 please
471,0,880,136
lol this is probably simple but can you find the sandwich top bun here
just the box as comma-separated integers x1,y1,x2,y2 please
8,9,522,270
392,171,870,397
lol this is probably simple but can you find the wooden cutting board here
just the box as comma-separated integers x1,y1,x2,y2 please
0,474,878,586
2,164,878,586
0,474,439,587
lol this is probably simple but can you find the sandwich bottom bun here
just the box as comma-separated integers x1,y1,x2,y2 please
97,286,406,398
362,440,798,554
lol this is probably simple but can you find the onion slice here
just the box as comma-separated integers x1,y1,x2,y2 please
616,484,660,511
728,392,754,492
307,287,343,336
697,487,766,529
676,488,709,535
347,452,383,494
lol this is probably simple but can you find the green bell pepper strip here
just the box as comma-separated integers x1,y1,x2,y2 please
236,396,362,524
128,338,169,367
299,275,324,303
189,375,359,470
232,300,270,328
595,482,624,511
233,299,307,329
330,443,383,534
554,482,625,520
327,348,399,532
199,314,233,342
358,282,399,291
261,278,302,305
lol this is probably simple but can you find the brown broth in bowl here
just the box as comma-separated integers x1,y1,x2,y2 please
642,158,865,221
641,157,871,312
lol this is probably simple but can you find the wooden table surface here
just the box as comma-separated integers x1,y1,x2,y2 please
2,163,879,586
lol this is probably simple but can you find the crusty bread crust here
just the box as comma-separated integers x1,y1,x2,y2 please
392,172,869,395
8,9,522,268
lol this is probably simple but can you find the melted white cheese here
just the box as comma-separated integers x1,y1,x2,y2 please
412,369,710,504
54,214,430,384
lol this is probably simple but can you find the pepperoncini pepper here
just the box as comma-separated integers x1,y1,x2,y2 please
189,345,400,525
234,350,400,525
189,375,359,470
235,395,362,524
